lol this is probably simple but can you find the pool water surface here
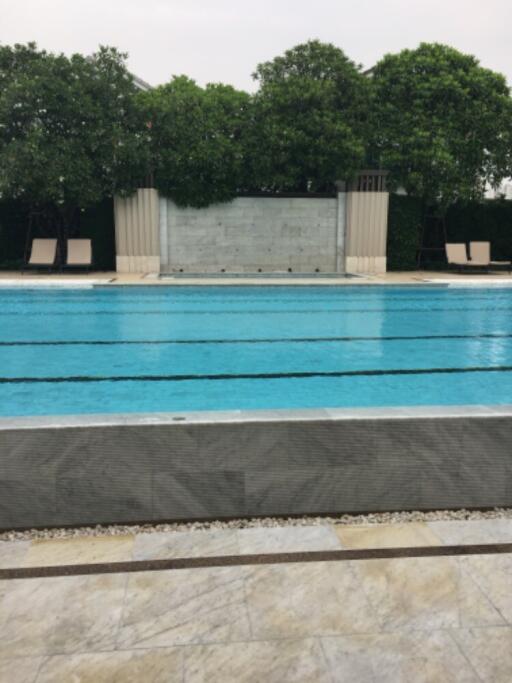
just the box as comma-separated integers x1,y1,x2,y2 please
1,285,512,416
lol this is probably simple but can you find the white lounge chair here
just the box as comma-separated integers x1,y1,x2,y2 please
23,239,58,272
63,239,92,272
469,241,511,273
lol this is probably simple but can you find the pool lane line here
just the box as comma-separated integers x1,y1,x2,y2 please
2,333,512,347
2,542,512,580
1,294,505,305
3,305,512,315
3,365,512,384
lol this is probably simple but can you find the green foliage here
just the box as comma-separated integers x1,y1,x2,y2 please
386,196,512,271
78,199,115,270
0,198,115,269
138,76,250,207
0,43,146,217
0,199,29,267
386,195,422,270
445,200,512,260
371,43,512,208
248,40,369,192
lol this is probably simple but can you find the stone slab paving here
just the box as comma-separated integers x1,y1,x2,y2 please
1,520,512,681
3,269,512,287
2,519,512,568
1,557,512,681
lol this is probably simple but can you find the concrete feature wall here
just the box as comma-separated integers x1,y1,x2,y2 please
160,196,341,274
114,188,160,273
113,178,389,275
345,192,389,274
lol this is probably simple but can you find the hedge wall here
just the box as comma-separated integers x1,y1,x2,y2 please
78,199,115,271
0,199,115,270
386,194,422,270
445,200,512,261
0,200,29,269
386,196,512,271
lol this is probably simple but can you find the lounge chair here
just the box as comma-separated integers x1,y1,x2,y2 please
469,241,511,273
445,243,491,272
63,239,92,272
23,239,58,272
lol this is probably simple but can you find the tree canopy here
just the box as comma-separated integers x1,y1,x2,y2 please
370,43,512,208
0,43,145,223
249,40,370,192
138,76,250,207
0,39,511,216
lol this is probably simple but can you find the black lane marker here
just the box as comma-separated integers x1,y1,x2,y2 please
2,543,512,580
2,306,512,316
3,333,512,347
2,294,505,305
2,365,512,384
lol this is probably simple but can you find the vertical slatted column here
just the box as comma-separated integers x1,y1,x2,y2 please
114,189,161,273
344,171,389,274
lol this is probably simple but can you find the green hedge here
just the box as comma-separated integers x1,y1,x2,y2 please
0,200,29,268
387,196,512,270
386,195,422,270
445,200,512,261
0,199,115,270
78,199,115,270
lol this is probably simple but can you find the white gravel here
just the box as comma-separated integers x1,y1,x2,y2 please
2,507,512,542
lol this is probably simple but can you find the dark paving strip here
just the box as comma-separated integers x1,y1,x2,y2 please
2,306,512,316
2,543,512,580
2,333,512,347
2,365,512,384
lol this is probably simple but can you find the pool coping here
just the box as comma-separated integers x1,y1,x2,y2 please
2,404,512,430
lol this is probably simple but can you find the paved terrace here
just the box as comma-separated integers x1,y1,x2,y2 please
2,270,512,286
1,518,512,681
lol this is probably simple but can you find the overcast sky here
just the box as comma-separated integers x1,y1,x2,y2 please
1,0,511,90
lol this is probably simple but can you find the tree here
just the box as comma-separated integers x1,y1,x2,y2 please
138,76,250,207
0,43,146,235
370,43,512,209
248,40,370,192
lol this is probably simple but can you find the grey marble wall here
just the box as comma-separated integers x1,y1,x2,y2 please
1,408,511,529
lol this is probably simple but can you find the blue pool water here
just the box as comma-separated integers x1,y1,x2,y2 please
1,285,512,417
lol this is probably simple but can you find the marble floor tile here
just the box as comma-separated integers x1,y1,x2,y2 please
428,519,512,545
0,574,126,657
35,648,183,683
335,522,442,549
352,556,504,632
22,535,134,567
456,563,507,627
450,626,512,683
0,540,30,569
116,567,251,648
461,553,512,624
237,525,341,555
320,630,480,682
132,528,239,561
0,656,43,683
183,638,332,683
244,561,380,639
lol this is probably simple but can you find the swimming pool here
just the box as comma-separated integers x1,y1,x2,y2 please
1,284,512,417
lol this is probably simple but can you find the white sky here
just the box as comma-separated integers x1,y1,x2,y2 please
1,0,511,91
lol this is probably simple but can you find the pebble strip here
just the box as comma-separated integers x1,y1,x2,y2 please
1,507,512,542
